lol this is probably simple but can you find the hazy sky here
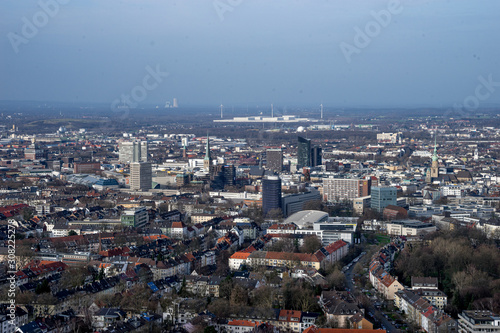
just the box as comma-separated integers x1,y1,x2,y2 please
1,0,500,108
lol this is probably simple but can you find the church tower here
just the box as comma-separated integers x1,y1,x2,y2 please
204,133,212,173
430,137,439,179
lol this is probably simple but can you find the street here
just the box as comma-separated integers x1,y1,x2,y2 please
344,252,400,333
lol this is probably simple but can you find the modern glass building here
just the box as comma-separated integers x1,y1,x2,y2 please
297,136,311,168
370,186,397,212
262,176,282,217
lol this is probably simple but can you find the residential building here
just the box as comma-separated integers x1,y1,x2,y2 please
412,277,439,290
223,320,262,333
170,221,187,239
369,260,404,300
247,251,322,270
414,288,448,310
229,252,251,271
236,240,348,271
1,306,28,333
319,291,364,327
92,308,126,329
349,313,374,330
303,326,385,333
277,310,302,332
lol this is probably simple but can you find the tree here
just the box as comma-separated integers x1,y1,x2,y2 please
435,196,448,205
219,276,233,300
16,291,36,305
252,285,275,308
35,279,51,294
16,243,34,269
21,207,34,221
204,326,217,333
230,284,249,306
268,237,296,253
68,230,78,236
60,266,89,289
179,277,189,297
97,267,105,280
300,235,322,253
215,250,230,276
266,208,283,220
326,268,346,290
158,203,170,213
207,299,230,318
303,200,324,211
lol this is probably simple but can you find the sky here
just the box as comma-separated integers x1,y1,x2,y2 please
1,0,500,109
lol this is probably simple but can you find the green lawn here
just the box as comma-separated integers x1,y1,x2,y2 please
375,234,391,244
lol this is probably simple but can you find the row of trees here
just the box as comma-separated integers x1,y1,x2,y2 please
267,235,322,254
207,277,323,317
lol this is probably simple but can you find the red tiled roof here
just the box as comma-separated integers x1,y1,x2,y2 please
227,320,260,327
171,221,185,229
304,326,385,333
324,240,348,254
230,252,251,260
278,309,301,322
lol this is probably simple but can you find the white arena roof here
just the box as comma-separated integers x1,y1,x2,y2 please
284,210,329,229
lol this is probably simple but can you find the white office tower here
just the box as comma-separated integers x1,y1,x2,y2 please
119,141,148,163
130,162,152,191
173,98,178,108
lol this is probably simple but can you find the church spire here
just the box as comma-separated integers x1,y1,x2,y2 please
432,134,438,162
204,132,210,161
429,133,439,181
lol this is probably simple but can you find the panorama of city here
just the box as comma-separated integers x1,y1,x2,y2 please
2,1,500,333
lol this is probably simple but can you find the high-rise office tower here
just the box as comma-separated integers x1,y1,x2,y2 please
266,148,283,172
262,176,282,217
119,141,148,163
311,146,322,167
297,136,311,168
130,161,152,191
222,165,236,186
